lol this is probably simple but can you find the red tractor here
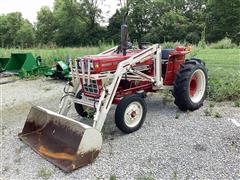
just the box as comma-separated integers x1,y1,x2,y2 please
73,45,208,132
19,15,208,172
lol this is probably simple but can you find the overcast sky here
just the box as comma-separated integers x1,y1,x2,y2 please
0,0,120,24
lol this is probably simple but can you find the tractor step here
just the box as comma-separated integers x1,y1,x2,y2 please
73,97,99,109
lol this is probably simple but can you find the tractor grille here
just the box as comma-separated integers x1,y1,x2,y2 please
83,80,98,94
78,59,93,72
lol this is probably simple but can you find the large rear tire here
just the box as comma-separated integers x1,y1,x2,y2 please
115,94,147,133
173,59,208,111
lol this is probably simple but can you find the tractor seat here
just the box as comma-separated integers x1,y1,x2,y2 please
162,49,174,60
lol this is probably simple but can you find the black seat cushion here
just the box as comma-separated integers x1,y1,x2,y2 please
162,49,174,60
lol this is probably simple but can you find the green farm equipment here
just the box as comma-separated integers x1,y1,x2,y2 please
0,52,71,80
5,53,40,74
0,57,10,72
44,59,71,80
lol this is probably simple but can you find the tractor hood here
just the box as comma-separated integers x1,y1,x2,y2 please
82,50,143,73
84,50,142,62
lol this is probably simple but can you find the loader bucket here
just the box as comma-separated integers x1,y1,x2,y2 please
18,106,102,172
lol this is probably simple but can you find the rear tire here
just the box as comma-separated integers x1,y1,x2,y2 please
173,59,208,111
115,94,147,133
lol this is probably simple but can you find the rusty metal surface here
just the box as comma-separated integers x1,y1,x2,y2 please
18,108,100,172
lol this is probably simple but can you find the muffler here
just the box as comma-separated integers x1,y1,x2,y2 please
18,106,102,172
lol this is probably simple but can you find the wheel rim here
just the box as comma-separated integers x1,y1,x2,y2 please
124,101,143,128
189,69,206,103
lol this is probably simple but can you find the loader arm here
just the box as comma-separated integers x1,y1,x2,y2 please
93,44,160,131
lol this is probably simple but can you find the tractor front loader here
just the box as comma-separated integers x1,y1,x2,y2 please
19,14,208,172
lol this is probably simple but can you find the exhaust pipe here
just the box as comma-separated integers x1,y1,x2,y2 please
121,12,129,56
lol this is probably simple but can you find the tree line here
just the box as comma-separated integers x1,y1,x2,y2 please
0,0,239,48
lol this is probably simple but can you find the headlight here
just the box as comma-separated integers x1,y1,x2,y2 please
95,62,100,69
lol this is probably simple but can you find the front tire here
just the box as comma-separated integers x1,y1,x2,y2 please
115,94,147,133
74,91,94,118
173,59,208,111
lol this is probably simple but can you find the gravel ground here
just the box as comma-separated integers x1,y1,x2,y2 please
1,78,240,180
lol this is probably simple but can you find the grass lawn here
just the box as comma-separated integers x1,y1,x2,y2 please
1,47,240,102
193,49,240,73
191,48,240,102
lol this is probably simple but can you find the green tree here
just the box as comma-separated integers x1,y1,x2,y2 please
143,0,207,43
108,0,207,44
53,0,83,46
52,0,105,46
184,0,207,43
4,12,23,47
76,0,102,29
107,9,126,43
76,0,106,44
0,15,8,47
206,0,240,43
0,12,35,48
16,20,35,48
128,0,152,42
36,6,56,45
160,10,188,42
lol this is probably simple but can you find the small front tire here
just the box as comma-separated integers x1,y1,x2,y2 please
74,91,94,118
115,94,147,133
